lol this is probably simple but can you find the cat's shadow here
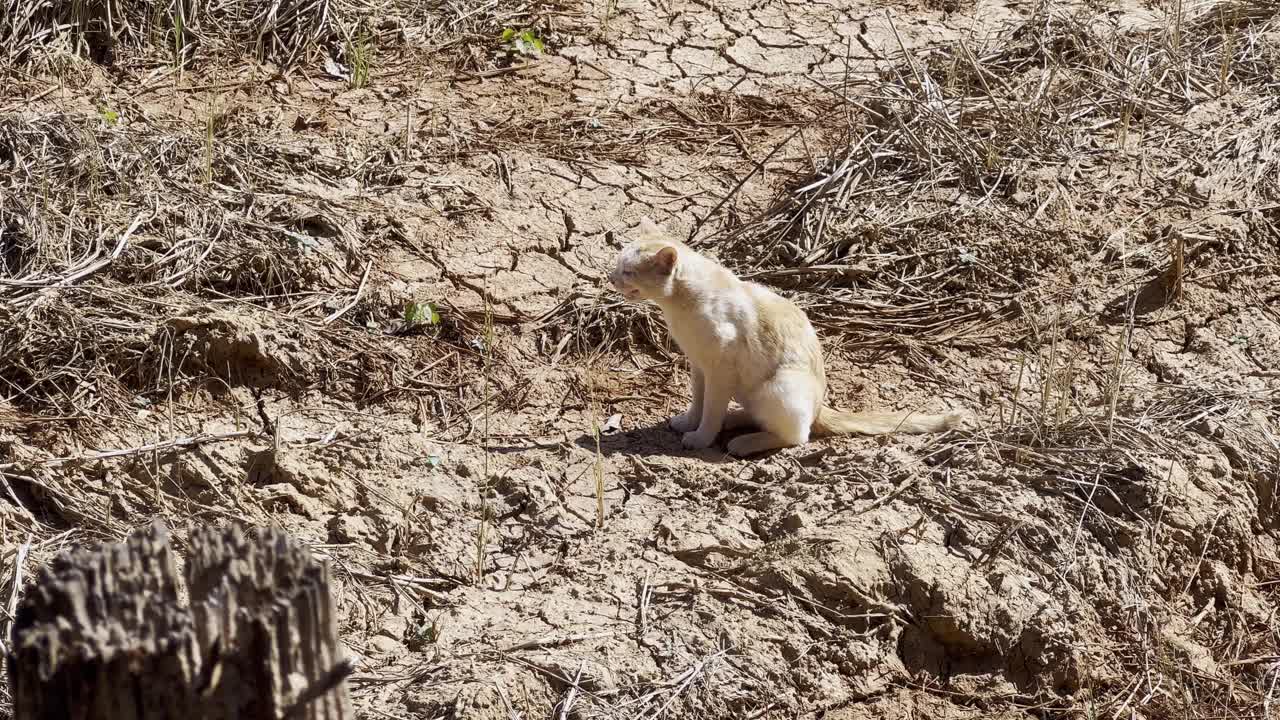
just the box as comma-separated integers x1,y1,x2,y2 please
571,419,759,460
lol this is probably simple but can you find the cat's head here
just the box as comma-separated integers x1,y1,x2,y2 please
609,217,679,301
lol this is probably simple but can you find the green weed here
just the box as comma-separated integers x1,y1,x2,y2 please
499,27,545,58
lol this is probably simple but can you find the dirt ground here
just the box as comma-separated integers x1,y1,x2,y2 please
1,0,1279,717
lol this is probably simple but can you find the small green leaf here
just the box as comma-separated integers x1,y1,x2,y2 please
99,107,119,124
404,301,441,327
501,28,545,57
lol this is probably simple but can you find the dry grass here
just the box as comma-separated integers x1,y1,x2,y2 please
1,0,1278,717
541,1,1270,354
897,369,1278,717
533,4,1280,714
536,1,1280,361
0,113,431,421
1,0,334,66
0,110,486,591
655,0,1280,351
1,0,581,73
767,3,1280,714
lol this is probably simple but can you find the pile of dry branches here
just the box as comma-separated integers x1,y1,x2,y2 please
735,0,1279,261
360,0,580,73
0,0,335,65
0,0,581,70
691,0,1280,348
540,1,1279,357
0,111,421,423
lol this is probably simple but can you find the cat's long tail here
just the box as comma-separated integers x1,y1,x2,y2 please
812,407,967,436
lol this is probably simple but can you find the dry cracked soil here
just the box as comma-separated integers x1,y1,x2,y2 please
1,0,1279,718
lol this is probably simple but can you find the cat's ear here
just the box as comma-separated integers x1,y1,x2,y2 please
654,246,678,275
637,216,663,237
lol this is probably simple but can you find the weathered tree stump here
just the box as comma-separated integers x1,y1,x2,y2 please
8,521,352,720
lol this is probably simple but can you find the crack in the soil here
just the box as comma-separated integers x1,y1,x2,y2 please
426,245,528,317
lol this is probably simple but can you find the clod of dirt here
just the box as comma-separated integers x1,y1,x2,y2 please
168,310,313,388
247,447,332,496
781,510,812,534
245,446,353,520
367,634,407,657
492,466,558,520
255,483,324,519
732,521,1103,697
328,513,377,544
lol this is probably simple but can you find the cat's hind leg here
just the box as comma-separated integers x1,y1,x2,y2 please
727,370,820,457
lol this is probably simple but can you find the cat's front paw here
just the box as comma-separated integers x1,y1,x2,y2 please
669,412,697,432
681,429,716,450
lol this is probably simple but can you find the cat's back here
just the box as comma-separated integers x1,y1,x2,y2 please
745,281,810,332
744,281,821,368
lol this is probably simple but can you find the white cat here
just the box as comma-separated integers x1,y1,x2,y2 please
609,217,966,456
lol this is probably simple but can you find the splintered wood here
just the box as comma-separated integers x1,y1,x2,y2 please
7,521,352,720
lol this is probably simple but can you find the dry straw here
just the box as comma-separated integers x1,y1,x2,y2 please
1,0,334,65
0,0,1277,717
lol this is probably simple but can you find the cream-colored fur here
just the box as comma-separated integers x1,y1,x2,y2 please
608,217,966,456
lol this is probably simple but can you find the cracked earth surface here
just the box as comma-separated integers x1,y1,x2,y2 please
5,0,1280,717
